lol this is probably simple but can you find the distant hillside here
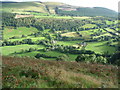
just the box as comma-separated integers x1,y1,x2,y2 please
1,1,118,17
1,1,65,14
57,7,118,17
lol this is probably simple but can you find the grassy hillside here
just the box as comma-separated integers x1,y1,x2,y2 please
2,56,118,88
1,1,118,17
1,1,64,14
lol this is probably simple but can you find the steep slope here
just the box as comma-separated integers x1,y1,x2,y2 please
1,1,118,17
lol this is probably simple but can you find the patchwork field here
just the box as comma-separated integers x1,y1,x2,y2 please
1,16,118,60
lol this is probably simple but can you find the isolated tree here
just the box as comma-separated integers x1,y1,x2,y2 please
21,35,26,38
110,52,120,66
75,54,86,62
35,53,41,58
28,48,35,52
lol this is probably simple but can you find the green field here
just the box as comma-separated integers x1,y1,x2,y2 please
1,44,44,55
15,50,77,61
9,36,46,42
86,41,116,54
61,32,79,37
4,27,39,39
106,20,118,25
35,15,91,19
81,24,97,28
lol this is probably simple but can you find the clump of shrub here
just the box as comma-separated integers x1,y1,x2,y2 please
35,53,56,59
75,54,107,64
56,54,69,61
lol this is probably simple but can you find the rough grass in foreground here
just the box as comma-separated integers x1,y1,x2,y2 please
2,56,118,88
